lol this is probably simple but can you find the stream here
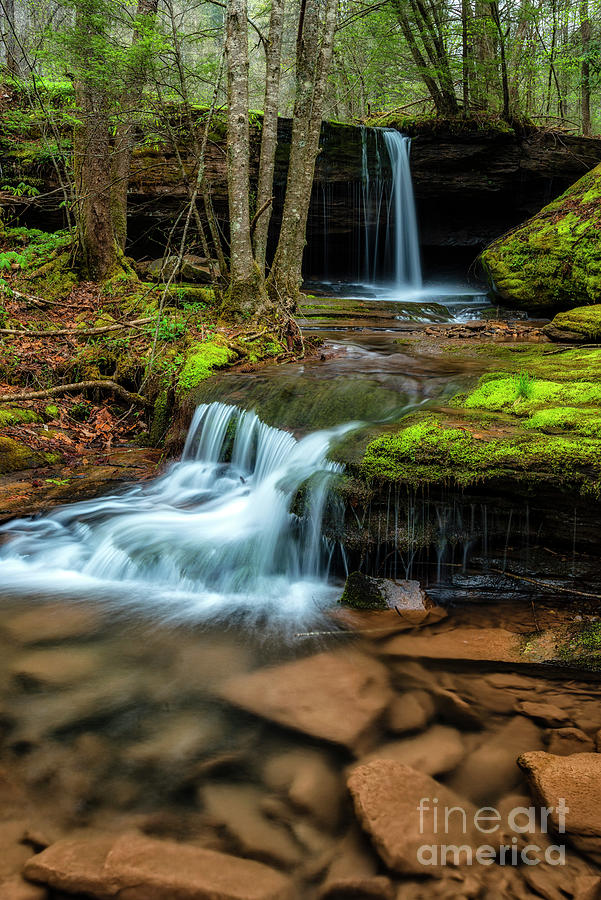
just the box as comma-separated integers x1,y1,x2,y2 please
1,133,600,899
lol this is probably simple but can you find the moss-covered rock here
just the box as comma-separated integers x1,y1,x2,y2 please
0,435,58,473
0,407,42,427
480,163,601,311
545,304,601,342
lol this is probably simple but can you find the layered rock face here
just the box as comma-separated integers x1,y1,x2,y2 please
15,118,601,271
481,162,601,312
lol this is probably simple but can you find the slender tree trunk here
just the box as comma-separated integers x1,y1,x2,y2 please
489,1,510,119
253,0,285,273
2,0,19,74
72,0,117,280
462,0,470,115
580,0,591,135
111,0,159,251
224,0,266,314
267,0,338,310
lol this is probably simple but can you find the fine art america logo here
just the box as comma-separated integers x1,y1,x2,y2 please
416,797,568,867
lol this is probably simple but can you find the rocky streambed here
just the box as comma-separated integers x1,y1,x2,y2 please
0,598,601,898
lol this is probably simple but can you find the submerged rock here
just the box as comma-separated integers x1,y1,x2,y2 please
219,651,391,752
24,832,295,899
480,162,601,311
518,751,601,863
347,760,486,877
356,724,465,777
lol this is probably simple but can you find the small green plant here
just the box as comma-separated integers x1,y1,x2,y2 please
514,371,535,400
70,401,92,422
45,477,70,486
150,318,186,342
1,182,40,198
0,250,25,271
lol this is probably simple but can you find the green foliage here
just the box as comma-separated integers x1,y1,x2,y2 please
514,371,535,400
0,408,42,427
1,182,40,198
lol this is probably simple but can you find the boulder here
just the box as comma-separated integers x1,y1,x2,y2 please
518,751,601,863
340,572,430,613
545,304,601,343
24,832,295,899
219,650,391,752
480,162,601,312
347,760,489,877
138,254,213,284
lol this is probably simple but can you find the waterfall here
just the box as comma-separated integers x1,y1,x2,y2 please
0,403,352,628
359,127,422,291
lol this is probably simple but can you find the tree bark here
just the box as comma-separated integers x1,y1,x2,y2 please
111,0,159,251
580,0,591,136
224,0,266,315
267,0,338,309
2,0,19,74
253,0,285,273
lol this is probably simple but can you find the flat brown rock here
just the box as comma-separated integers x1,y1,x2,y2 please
10,648,100,688
356,724,464,777
24,832,295,899
219,651,391,752
3,604,103,645
380,627,523,663
518,751,601,863
347,760,486,877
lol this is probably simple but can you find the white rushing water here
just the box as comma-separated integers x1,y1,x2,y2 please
359,127,422,292
0,403,353,628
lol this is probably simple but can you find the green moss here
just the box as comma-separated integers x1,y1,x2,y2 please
547,304,601,341
339,571,388,610
464,375,601,413
44,405,60,419
480,162,601,311
0,435,47,473
177,340,234,394
149,389,171,446
361,415,601,495
0,407,42,427
557,622,601,671
525,406,601,438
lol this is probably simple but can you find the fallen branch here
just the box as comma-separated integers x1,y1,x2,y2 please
0,317,153,338
489,567,601,601
0,380,152,408
250,197,273,235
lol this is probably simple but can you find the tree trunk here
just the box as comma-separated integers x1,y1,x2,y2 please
462,0,470,115
580,0,591,136
72,0,120,281
3,0,19,75
267,0,338,310
224,0,266,315
489,1,510,120
111,0,159,251
253,0,285,273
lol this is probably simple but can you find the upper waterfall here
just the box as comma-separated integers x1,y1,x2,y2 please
359,127,422,292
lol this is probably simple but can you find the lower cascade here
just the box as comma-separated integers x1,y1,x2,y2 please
0,403,352,627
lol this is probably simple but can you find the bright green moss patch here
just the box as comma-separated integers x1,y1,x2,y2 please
464,375,601,413
525,407,601,438
177,340,235,394
480,162,601,311
0,407,42,427
361,415,601,495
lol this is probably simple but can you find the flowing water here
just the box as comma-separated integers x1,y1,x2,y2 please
0,404,359,630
